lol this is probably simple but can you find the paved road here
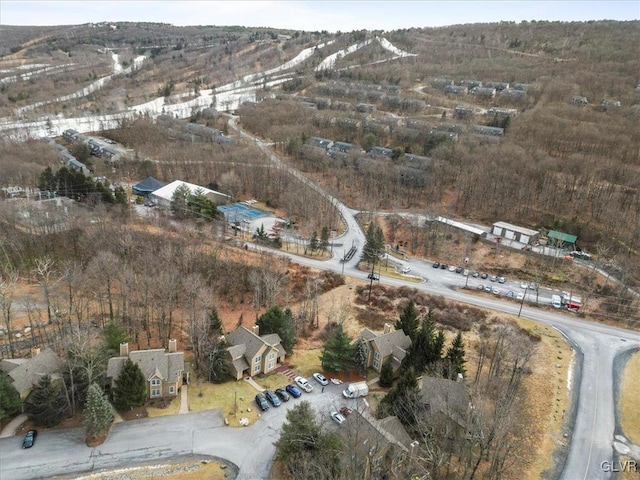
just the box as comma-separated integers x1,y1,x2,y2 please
224,120,640,480
0,382,353,480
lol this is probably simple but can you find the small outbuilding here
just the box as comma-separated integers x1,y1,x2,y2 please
547,230,577,249
492,221,539,245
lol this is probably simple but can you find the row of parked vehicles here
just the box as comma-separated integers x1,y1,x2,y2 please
255,373,329,412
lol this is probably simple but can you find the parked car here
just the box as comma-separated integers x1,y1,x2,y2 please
529,282,537,290
274,388,290,402
480,273,488,279
484,285,492,293
448,265,456,272
339,406,353,416
255,393,270,412
285,384,302,398
490,275,498,282
440,263,448,269
472,271,480,278
477,284,485,290
455,266,463,273
313,373,329,386
498,276,506,284
492,287,501,295
570,251,592,260
22,429,37,449
294,376,313,393
520,282,529,289
264,389,281,407
516,292,525,300
330,410,346,425
463,269,469,276
401,265,411,273
432,262,440,268
367,273,380,281
506,291,515,298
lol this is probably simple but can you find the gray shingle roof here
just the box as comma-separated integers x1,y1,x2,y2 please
371,330,411,358
227,326,276,360
107,349,184,383
4,348,63,397
421,377,470,428
361,328,378,341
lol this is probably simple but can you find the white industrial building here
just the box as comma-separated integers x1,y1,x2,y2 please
149,180,231,208
491,221,539,245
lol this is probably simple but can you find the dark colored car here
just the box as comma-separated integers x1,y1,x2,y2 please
275,388,290,402
432,262,440,268
440,263,448,269
367,273,380,281
255,393,270,411
22,429,37,449
285,384,302,398
455,266,463,273
264,389,281,407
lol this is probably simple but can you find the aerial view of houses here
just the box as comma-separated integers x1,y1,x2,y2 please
0,3,639,480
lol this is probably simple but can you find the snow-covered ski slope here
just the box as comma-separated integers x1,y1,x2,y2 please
0,37,415,141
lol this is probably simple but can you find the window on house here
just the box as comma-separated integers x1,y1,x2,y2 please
269,352,275,359
373,360,380,370
374,352,380,360
151,389,161,397
169,386,175,394
255,355,261,363
268,361,273,370
254,364,261,372
151,379,160,386
363,346,369,355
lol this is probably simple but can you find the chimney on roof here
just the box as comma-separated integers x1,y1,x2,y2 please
168,339,177,353
252,325,260,336
120,342,129,357
383,323,392,334
31,346,41,358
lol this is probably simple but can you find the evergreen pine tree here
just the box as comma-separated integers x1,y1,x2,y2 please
379,357,394,387
309,231,319,254
112,359,147,411
23,375,67,427
445,331,466,379
0,372,22,421
257,306,297,354
353,340,369,376
320,324,355,373
395,300,420,341
208,307,223,336
83,383,114,439
320,226,330,252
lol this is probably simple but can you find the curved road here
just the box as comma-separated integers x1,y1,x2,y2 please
227,119,640,479
2,119,638,480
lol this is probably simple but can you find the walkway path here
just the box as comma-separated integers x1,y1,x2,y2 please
179,384,189,414
243,377,264,392
0,414,27,438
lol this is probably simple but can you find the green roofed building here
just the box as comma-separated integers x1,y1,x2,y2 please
548,230,577,248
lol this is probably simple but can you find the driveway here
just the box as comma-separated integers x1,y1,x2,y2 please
0,382,350,480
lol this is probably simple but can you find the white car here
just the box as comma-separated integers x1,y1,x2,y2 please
294,376,313,393
520,282,529,289
401,265,411,273
516,292,525,300
330,411,346,425
313,373,329,386
448,265,456,272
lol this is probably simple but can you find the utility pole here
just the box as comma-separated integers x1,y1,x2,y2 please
518,286,527,317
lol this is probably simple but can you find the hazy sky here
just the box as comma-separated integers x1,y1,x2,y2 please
2,1,638,31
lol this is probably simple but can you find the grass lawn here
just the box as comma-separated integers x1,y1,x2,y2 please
619,352,640,444
147,398,181,418
256,373,291,390
288,349,322,377
513,317,574,480
187,380,261,427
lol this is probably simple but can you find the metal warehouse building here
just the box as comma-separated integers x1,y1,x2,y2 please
492,221,539,245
